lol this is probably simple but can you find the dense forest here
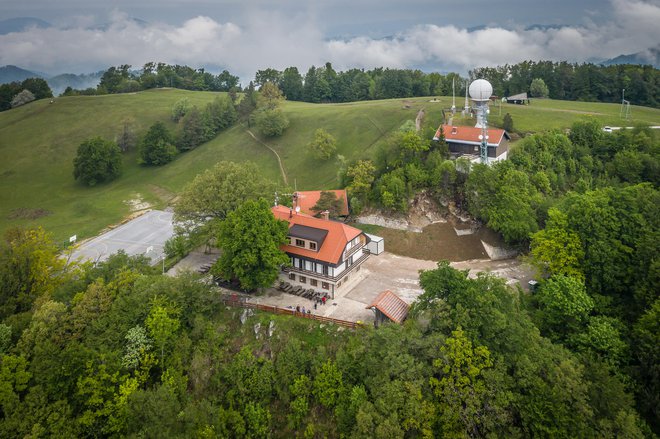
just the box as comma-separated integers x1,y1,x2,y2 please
62,60,660,108
471,61,659,107
2,60,658,112
0,233,655,437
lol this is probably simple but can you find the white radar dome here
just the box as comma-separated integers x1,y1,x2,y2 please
469,79,493,102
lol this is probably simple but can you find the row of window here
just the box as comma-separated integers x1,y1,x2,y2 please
288,273,329,290
291,237,317,251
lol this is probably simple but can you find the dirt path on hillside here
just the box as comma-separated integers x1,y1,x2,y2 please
415,108,425,131
245,129,288,185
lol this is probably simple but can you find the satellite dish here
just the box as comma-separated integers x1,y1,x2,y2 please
295,206,300,213
478,135,483,140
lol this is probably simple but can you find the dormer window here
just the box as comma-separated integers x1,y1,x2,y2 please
295,239,305,247
310,242,317,251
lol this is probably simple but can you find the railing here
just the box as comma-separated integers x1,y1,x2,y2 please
219,295,363,329
343,243,363,260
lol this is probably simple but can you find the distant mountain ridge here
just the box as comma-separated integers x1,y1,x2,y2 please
601,46,660,68
0,65,44,83
0,65,102,95
0,17,51,35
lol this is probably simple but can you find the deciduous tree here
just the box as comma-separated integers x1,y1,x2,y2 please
146,297,180,366
253,107,289,137
430,327,493,438
530,208,584,279
346,160,376,202
10,89,35,108
139,121,177,166
308,128,337,160
536,275,594,338
213,199,289,291
73,137,122,185
174,161,275,238
529,78,549,98
0,227,67,319
171,98,190,122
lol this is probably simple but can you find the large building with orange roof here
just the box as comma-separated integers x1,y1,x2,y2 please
434,124,510,163
272,205,369,298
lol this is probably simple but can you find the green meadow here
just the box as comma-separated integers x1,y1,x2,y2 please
1,88,658,242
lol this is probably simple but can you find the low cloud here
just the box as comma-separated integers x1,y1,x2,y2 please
0,0,657,81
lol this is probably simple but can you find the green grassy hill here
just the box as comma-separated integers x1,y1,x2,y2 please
1,89,659,242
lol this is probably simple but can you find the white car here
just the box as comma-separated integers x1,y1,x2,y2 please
603,126,613,133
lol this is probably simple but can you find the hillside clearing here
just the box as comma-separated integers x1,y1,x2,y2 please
1,89,658,242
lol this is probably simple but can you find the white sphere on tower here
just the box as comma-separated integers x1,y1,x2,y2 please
469,79,493,102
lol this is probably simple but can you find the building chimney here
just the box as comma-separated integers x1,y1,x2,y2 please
289,208,293,218
321,210,330,220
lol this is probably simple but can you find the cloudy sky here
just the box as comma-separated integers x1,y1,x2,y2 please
1,0,659,81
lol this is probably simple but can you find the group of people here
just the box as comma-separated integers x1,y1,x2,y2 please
295,305,310,314
295,295,327,315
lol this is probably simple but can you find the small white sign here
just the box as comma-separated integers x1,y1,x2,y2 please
69,235,77,243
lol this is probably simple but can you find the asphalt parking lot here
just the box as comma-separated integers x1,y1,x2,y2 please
71,210,174,264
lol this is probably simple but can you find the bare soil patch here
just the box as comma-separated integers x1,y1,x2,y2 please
356,191,518,262
8,208,52,220
124,193,152,212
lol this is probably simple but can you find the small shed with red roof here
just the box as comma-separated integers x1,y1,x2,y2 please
366,290,410,327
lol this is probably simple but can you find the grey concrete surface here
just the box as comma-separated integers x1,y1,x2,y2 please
167,248,220,277
248,252,535,324
71,210,174,264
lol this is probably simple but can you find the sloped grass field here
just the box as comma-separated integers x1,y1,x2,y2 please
0,89,658,243
0,90,440,241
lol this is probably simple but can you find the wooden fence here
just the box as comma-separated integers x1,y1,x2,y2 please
219,295,363,329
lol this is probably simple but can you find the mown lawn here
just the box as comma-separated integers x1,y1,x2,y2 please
455,98,660,133
1,89,658,242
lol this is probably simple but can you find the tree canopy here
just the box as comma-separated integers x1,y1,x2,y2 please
138,122,177,166
73,137,122,186
173,161,275,242
308,128,337,160
213,199,289,291
0,230,652,437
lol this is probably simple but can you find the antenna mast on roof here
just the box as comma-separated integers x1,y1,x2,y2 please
468,79,493,164
451,78,456,114
463,80,470,116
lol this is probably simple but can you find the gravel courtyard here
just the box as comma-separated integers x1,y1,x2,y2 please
247,252,535,324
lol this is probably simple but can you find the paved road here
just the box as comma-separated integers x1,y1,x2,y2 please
604,125,660,131
71,210,174,265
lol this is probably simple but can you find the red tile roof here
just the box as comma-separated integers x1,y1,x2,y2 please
366,290,410,324
435,124,508,147
295,190,349,216
272,205,362,265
